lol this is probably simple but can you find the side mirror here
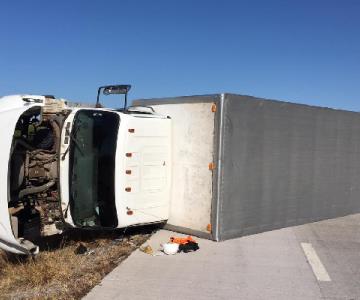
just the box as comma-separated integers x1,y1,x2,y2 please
103,85,131,95
96,84,131,109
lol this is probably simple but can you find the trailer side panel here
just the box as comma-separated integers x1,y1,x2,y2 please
218,94,360,240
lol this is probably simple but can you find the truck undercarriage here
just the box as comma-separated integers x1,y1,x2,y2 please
8,104,67,243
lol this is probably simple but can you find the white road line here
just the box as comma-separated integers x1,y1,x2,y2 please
301,242,331,282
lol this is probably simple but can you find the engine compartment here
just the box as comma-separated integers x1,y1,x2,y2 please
8,105,67,243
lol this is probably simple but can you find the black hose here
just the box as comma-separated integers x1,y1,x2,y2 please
18,181,56,199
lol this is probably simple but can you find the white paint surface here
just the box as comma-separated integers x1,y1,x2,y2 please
115,114,172,227
301,242,331,282
150,102,215,233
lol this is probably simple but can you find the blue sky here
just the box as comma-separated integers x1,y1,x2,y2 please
0,0,359,110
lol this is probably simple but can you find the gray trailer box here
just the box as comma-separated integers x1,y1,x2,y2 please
134,94,360,241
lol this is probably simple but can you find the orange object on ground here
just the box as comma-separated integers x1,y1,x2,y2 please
169,236,196,245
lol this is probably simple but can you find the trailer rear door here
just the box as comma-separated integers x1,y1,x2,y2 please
151,102,216,235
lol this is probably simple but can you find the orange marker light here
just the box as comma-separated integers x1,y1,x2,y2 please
207,223,212,232
127,210,134,215
208,162,216,170
128,128,135,133
125,187,132,192
126,153,132,157
211,103,217,113
125,170,132,175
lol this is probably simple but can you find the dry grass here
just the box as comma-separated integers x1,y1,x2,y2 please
0,227,155,300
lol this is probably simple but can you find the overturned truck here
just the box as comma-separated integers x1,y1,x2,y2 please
2,91,360,255
0,94,171,254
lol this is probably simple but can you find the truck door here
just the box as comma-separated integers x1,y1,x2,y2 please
115,116,171,227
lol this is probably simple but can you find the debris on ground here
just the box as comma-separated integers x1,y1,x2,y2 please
74,243,88,255
178,241,199,253
162,242,179,255
170,236,196,245
140,236,200,257
140,245,154,255
170,236,199,253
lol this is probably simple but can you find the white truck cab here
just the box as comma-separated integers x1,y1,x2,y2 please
0,92,171,254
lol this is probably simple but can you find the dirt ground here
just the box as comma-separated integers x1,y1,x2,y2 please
0,226,156,300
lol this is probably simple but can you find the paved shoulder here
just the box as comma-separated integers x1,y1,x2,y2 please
84,228,322,300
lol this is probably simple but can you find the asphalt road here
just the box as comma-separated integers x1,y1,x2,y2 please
84,214,360,300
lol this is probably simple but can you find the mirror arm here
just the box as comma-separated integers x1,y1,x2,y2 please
96,87,103,107
124,92,127,110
